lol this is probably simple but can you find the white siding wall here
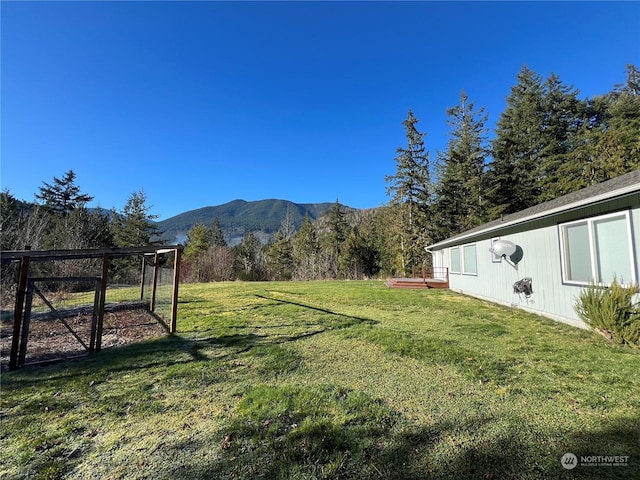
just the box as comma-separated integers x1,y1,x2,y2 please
438,205,640,329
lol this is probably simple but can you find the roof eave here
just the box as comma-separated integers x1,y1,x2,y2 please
426,183,639,250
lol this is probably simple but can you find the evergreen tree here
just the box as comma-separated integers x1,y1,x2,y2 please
535,73,586,201
184,222,211,260
385,110,432,272
371,205,400,276
339,213,381,279
594,64,640,173
266,230,294,280
35,170,93,216
210,218,227,247
112,190,159,247
65,207,113,248
432,91,489,241
487,65,546,217
323,199,349,278
560,64,640,189
292,214,320,280
233,229,266,281
265,206,298,280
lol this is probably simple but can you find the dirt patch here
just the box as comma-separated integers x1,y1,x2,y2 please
1,308,168,371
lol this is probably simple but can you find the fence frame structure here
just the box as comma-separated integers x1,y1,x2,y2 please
2,245,182,370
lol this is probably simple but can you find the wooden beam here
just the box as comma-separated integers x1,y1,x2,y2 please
17,280,35,367
170,248,182,333
89,279,101,352
140,256,147,302
150,252,159,312
95,253,110,353
9,255,30,371
0,245,184,262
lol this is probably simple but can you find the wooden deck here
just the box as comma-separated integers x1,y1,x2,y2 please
385,277,449,289
386,266,449,289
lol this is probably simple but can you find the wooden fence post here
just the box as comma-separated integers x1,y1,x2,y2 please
17,280,35,367
140,255,147,302
89,278,101,352
9,255,30,370
151,252,159,312
95,253,110,352
170,248,182,333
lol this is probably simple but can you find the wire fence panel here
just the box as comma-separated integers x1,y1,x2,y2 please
0,246,182,371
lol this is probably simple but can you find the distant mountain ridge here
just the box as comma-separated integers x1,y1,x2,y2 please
156,199,350,245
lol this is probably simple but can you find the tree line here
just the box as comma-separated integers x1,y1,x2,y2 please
385,63,640,272
1,171,158,284
2,64,638,282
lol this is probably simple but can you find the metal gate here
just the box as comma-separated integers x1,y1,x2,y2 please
15,277,102,368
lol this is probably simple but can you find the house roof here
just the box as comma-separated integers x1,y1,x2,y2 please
427,170,640,250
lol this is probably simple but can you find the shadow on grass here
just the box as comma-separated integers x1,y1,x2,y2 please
4,294,378,386
342,326,517,384
149,385,640,480
254,294,379,330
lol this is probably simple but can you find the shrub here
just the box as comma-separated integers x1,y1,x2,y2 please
575,279,640,348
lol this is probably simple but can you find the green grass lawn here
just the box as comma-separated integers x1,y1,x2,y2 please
1,281,639,479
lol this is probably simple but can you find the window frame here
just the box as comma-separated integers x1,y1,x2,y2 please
490,237,502,263
462,243,478,276
450,247,461,274
559,210,636,286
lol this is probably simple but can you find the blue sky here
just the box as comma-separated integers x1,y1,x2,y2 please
2,1,639,220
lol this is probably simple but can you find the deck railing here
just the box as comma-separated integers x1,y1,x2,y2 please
411,266,449,282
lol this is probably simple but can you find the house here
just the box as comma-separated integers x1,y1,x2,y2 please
426,170,640,329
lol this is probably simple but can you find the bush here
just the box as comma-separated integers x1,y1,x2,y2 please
575,279,640,348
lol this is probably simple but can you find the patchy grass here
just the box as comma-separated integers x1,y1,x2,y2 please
1,281,639,479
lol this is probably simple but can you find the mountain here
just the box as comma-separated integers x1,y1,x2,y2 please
156,199,349,245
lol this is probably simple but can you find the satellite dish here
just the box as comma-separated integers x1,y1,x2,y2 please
490,240,517,258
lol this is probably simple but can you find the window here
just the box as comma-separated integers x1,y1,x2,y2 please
462,244,478,275
491,237,502,263
450,247,461,274
449,244,477,275
559,211,636,286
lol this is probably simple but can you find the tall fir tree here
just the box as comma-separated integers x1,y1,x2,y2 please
385,110,432,272
184,222,211,260
432,91,489,241
292,214,320,280
233,230,266,281
323,199,349,278
338,213,381,280
594,64,640,174
559,64,640,190
487,65,546,218
111,190,159,247
35,170,93,217
266,230,294,280
535,73,586,201
210,218,227,247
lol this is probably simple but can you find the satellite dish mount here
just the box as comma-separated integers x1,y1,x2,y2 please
490,239,521,269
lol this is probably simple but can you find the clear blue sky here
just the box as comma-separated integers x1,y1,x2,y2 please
2,1,639,220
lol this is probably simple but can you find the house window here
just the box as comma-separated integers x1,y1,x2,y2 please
450,247,461,274
462,244,478,275
559,211,636,286
491,237,502,263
